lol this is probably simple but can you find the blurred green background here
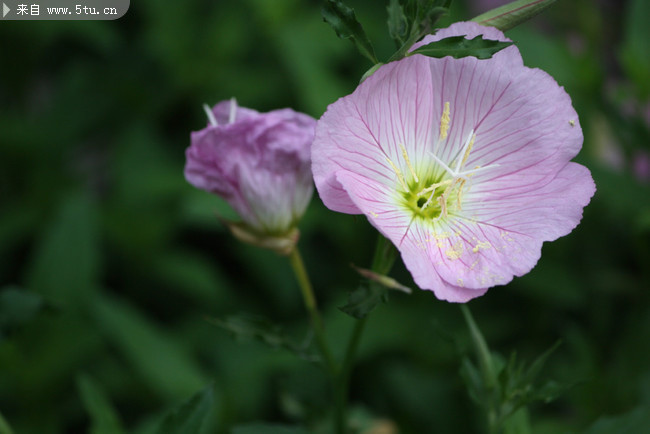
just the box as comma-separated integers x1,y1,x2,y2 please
1,0,649,433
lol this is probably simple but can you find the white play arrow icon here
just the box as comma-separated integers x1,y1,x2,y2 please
2,3,9,18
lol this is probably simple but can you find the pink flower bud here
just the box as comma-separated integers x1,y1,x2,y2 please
185,99,316,236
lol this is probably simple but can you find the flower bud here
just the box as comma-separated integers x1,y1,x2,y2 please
185,99,316,249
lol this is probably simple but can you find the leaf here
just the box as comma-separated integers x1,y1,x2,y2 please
620,0,650,97
0,411,14,434
77,374,125,434
26,192,100,309
207,314,317,362
409,35,513,60
584,405,650,434
471,0,558,32
459,357,486,406
91,292,206,400
0,286,48,340
231,423,308,434
339,284,388,320
387,0,408,46
321,0,378,64
154,384,215,434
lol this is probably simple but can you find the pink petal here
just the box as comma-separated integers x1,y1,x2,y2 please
312,56,435,214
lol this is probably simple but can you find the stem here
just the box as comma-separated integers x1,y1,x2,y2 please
334,235,398,433
460,304,500,434
289,247,337,376
335,316,368,434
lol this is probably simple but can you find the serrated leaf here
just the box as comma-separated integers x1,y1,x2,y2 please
471,0,558,32
322,0,378,64
387,0,408,46
339,284,388,320
409,35,513,60
77,374,125,434
154,385,214,434
231,423,309,434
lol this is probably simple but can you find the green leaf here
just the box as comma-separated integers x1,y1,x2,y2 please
0,286,48,340
154,385,215,434
77,374,125,434
0,411,14,434
471,0,558,32
459,357,486,406
584,405,650,434
207,314,316,362
408,35,513,60
339,284,388,320
321,0,378,64
91,292,206,400
26,192,100,309
231,423,308,434
620,0,650,96
387,0,408,47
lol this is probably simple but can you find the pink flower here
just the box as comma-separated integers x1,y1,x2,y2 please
312,22,595,302
185,99,316,235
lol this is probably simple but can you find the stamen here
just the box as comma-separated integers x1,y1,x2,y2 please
417,179,452,196
455,130,475,173
439,102,451,141
400,144,419,183
429,152,456,178
437,195,447,218
203,104,218,127
386,156,409,191
228,97,238,124
421,189,436,210
459,133,476,171
456,178,467,210
456,163,500,178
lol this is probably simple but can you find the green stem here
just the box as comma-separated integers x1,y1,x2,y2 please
460,304,500,434
289,247,337,377
335,316,368,434
334,235,398,433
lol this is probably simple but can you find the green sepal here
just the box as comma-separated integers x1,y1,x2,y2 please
322,0,378,64
408,35,513,60
471,0,558,32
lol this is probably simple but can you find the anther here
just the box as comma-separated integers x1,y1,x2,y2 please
439,102,451,141
386,157,409,191
400,144,419,183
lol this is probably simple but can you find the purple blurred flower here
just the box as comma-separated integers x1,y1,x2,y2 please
312,22,595,302
185,99,316,236
633,151,650,183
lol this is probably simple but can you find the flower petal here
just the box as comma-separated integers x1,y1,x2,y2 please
429,162,595,291
312,55,435,213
